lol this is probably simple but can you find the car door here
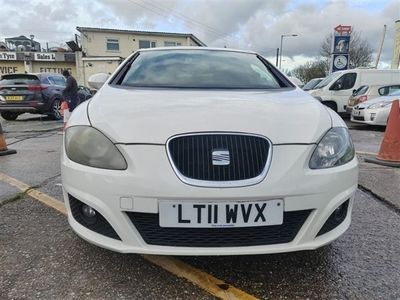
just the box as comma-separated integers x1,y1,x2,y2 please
330,72,357,112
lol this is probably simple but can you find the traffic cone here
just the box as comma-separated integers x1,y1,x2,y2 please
0,122,17,156
365,99,400,167
61,101,71,130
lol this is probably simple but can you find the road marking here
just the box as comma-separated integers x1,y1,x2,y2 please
0,172,66,215
0,171,259,300
143,255,258,300
356,151,378,156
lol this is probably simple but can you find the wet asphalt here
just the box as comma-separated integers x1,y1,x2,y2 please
0,114,399,299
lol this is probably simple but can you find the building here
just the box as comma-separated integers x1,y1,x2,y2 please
0,27,205,86
391,20,400,69
76,27,206,86
0,51,76,77
5,35,41,52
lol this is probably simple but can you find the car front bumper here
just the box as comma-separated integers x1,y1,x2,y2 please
0,101,46,113
61,144,359,255
351,108,387,126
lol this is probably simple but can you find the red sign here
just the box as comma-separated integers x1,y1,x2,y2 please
334,25,352,33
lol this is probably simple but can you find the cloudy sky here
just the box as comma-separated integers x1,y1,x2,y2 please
0,0,399,69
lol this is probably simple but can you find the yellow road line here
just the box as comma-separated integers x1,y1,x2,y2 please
0,171,259,300
0,172,67,215
143,255,258,300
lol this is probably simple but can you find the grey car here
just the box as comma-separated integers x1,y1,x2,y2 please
0,73,92,120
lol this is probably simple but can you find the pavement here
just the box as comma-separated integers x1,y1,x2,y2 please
0,113,399,299
347,122,400,209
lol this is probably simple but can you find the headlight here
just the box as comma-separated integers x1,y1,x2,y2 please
65,126,127,170
368,101,392,109
309,127,355,169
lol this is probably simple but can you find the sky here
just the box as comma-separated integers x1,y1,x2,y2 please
0,0,399,69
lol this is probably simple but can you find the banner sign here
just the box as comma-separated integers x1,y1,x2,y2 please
34,52,56,61
330,25,352,73
333,36,350,54
0,52,17,60
332,54,349,72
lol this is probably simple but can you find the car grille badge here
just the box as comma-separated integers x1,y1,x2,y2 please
212,149,230,166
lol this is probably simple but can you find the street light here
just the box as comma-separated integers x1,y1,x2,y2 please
279,34,298,70
30,34,35,51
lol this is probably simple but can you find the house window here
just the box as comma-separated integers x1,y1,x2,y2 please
139,40,157,49
106,39,119,51
164,41,182,47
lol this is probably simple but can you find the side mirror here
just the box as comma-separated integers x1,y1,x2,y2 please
88,73,109,90
352,89,357,96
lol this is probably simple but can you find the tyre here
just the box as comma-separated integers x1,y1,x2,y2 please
1,111,19,121
322,101,337,112
49,98,63,120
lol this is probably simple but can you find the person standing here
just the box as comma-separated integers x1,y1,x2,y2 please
62,70,79,112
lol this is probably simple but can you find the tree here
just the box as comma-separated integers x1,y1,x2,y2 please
292,60,328,84
320,30,373,68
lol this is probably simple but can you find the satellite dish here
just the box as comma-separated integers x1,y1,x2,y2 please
88,73,109,90
66,41,80,52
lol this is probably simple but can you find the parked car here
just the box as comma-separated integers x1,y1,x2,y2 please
287,76,304,88
303,78,324,91
350,89,400,126
62,47,358,255
0,73,92,120
347,84,400,113
309,68,400,113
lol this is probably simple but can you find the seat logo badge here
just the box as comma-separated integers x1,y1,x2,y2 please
212,150,230,166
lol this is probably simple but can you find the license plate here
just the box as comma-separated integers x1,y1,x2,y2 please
159,200,284,228
352,110,360,116
5,96,23,101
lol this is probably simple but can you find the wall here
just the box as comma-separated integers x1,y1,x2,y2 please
82,59,121,87
81,31,192,57
0,60,25,75
31,61,76,77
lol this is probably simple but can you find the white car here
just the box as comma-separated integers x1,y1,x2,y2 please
351,90,400,126
61,48,358,255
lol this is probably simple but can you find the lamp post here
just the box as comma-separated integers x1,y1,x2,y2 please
279,34,298,70
30,34,35,51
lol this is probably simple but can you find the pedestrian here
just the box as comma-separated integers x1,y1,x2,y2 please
62,70,79,112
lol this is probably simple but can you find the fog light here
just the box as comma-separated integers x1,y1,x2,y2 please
333,203,347,222
81,204,97,224
370,113,376,121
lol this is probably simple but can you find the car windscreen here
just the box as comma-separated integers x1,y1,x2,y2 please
353,85,368,96
0,74,40,85
303,78,322,90
48,76,66,86
388,89,400,96
118,50,285,89
314,72,341,89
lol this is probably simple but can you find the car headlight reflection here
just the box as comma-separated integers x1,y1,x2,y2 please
309,127,355,169
368,101,392,109
65,126,127,170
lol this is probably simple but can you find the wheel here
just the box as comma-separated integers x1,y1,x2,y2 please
1,112,19,120
322,101,338,112
49,98,63,120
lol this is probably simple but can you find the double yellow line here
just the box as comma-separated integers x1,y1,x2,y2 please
0,171,258,300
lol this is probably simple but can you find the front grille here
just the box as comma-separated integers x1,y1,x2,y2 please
167,133,271,184
68,195,120,240
127,210,311,247
353,116,364,121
